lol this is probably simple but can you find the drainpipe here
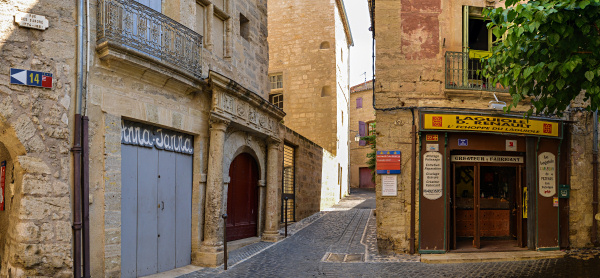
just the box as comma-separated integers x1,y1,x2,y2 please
593,110,598,246
410,108,416,254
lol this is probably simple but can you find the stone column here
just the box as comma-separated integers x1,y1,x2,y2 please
196,116,229,266
262,137,282,242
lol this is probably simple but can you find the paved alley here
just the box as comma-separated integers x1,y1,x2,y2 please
180,189,600,278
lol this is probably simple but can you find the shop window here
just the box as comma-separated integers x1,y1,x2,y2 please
239,13,249,41
269,93,283,109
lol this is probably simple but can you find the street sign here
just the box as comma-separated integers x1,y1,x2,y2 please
14,12,49,30
376,151,401,174
10,68,52,88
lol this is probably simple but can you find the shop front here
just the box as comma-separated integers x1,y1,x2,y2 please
419,111,569,253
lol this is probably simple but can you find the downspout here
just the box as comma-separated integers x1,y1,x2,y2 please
410,108,416,254
592,110,598,245
72,0,86,276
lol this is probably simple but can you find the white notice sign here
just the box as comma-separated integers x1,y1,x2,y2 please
538,152,556,197
381,175,397,196
14,13,49,30
423,152,443,200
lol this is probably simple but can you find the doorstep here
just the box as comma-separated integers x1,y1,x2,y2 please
421,250,565,264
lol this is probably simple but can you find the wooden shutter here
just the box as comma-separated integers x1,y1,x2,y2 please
356,97,363,108
359,121,366,146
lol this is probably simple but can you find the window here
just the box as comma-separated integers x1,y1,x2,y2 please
213,14,226,57
321,85,331,97
239,13,249,40
367,121,376,136
356,97,363,108
320,41,330,49
463,6,497,54
135,0,161,12
269,74,283,90
196,3,206,40
269,93,283,109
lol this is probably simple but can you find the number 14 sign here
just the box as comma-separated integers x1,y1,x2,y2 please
10,68,52,88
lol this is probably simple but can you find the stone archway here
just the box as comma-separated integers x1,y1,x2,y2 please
0,120,72,277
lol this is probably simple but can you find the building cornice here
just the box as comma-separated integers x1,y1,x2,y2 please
335,0,354,47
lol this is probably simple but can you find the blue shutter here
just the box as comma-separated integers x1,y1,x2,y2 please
359,121,366,146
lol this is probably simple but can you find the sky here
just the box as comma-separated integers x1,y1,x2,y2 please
345,0,374,87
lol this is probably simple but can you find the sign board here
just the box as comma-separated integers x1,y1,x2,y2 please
14,12,49,30
376,151,401,174
426,144,439,152
559,184,570,199
121,120,194,154
506,140,517,151
553,197,559,207
423,152,443,200
426,134,438,141
381,175,397,196
10,68,53,88
451,155,524,163
0,161,5,211
458,139,468,146
538,152,556,197
422,113,560,137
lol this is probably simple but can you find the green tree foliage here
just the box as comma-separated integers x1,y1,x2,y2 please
483,0,600,116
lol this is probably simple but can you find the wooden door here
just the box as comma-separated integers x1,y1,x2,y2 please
227,153,259,241
359,167,375,188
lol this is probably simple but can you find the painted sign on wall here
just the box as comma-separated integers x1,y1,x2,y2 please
121,120,194,154
0,161,5,211
422,113,560,137
376,151,401,174
538,152,556,197
423,152,443,200
451,155,524,163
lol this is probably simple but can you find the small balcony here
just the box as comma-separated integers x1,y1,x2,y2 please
444,51,507,93
97,0,203,81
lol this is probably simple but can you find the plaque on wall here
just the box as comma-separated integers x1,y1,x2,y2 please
423,152,443,200
538,152,556,197
381,175,397,197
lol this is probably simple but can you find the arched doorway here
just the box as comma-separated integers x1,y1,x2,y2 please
226,153,259,241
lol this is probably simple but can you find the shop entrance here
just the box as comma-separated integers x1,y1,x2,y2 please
451,162,526,251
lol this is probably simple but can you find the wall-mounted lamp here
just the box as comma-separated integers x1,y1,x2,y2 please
489,93,506,110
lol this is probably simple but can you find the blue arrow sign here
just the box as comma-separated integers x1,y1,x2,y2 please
10,68,53,88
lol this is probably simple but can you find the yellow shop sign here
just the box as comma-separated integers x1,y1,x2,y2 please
422,113,560,137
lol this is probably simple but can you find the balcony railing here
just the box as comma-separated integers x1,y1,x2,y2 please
445,51,507,93
97,0,202,78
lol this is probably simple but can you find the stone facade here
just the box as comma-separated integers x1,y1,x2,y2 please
349,80,375,189
87,0,286,275
268,0,353,206
372,0,600,254
0,1,75,276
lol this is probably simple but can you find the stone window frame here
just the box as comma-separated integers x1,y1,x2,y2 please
198,0,232,58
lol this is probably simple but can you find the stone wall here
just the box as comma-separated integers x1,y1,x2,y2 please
0,1,75,276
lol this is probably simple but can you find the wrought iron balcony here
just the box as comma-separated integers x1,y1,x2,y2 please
445,51,507,93
97,0,202,79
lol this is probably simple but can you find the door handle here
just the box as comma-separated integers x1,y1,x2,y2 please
161,201,164,211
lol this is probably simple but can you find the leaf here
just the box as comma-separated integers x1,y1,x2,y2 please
523,67,535,78
586,71,595,82
557,79,566,90
548,33,560,45
580,0,591,9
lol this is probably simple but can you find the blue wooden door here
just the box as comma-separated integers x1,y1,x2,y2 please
121,123,192,277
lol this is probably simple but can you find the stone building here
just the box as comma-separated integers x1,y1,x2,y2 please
370,0,600,255
268,0,354,207
349,80,376,189
0,0,75,276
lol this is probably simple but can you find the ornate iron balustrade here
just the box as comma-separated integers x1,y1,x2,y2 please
445,51,507,93
97,0,202,78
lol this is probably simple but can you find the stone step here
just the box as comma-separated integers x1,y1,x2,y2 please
421,250,565,264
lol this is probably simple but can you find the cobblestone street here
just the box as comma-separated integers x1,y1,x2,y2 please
180,189,600,278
